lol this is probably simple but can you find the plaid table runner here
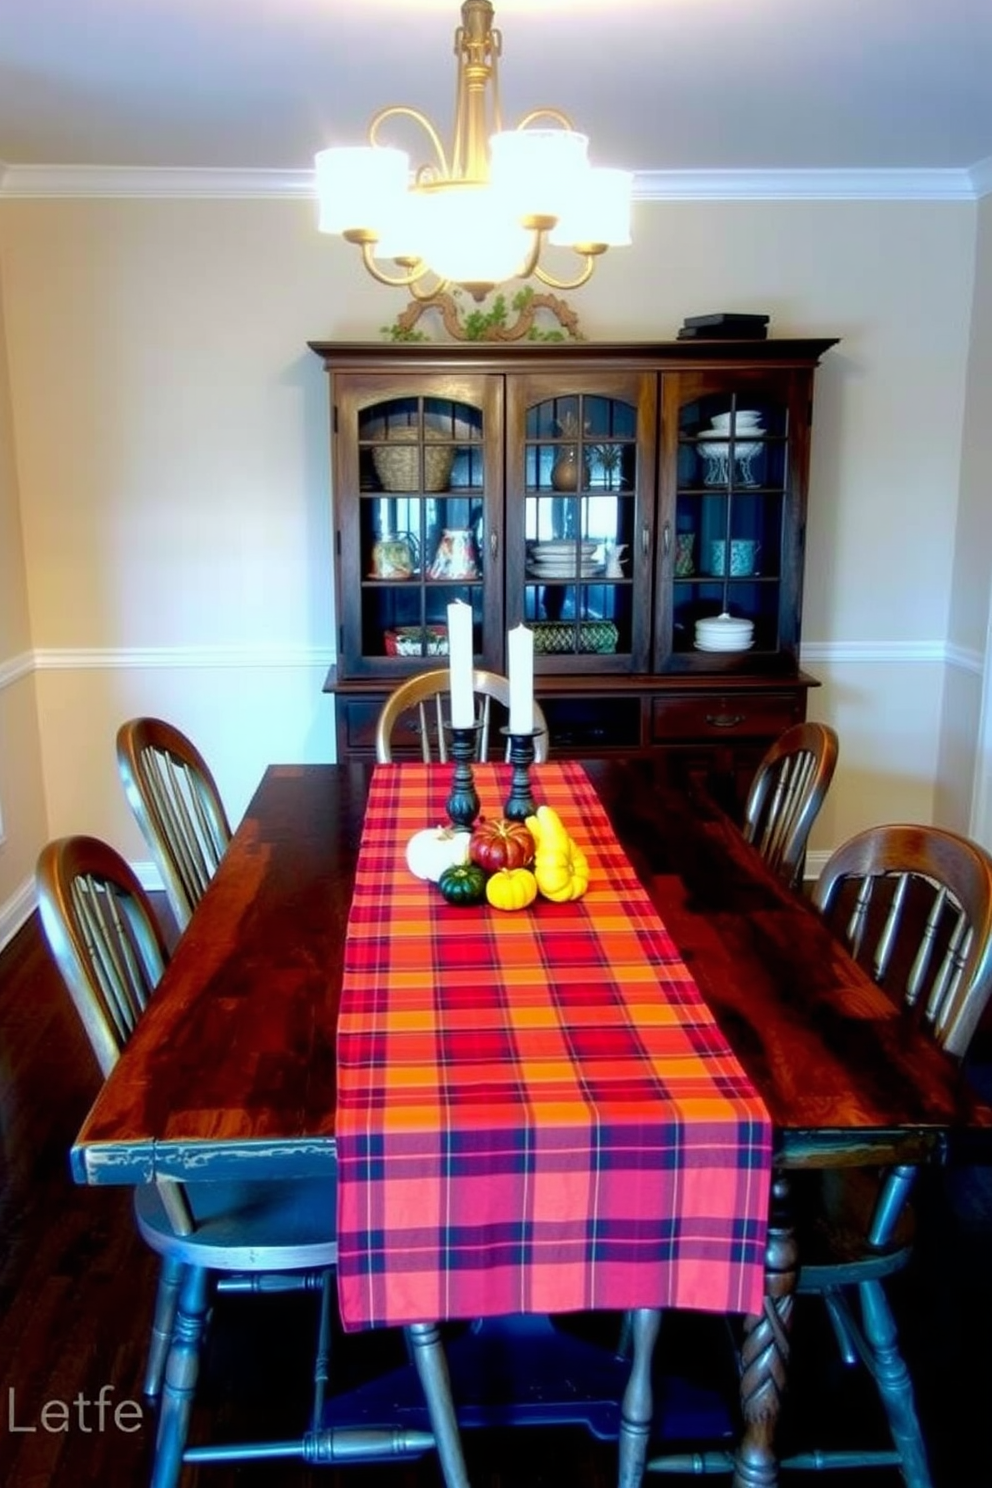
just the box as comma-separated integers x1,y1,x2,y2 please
336,761,771,1331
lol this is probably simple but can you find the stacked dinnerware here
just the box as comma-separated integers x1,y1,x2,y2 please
694,612,754,652
527,541,601,578
698,410,764,486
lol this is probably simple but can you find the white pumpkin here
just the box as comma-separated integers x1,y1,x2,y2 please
405,826,471,882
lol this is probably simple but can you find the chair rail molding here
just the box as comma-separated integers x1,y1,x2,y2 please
9,638,969,676
0,650,33,690
30,643,335,671
800,639,963,667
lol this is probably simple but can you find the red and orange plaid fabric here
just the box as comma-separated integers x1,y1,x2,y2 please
336,762,771,1331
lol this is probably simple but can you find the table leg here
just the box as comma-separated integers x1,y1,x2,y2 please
405,1321,472,1488
733,1171,797,1488
617,1306,663,1488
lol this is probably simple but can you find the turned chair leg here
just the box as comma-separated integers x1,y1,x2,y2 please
143,1255,187,1399
618,1307,663,1488
405,1321,472,1488
858,1279,933,1488
151,1264,211,1488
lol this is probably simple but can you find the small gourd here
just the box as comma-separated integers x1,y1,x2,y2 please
438,862,487,906
485,867,539,912
405,826,471,883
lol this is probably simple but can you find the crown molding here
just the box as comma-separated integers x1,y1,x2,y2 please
634,167,979,202
1,162,988,203
0,166,315,200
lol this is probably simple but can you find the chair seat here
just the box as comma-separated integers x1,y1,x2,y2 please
793,1166,915,1283
134,1176,338,1271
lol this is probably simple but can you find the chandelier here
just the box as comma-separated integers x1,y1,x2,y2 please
314,1,633,302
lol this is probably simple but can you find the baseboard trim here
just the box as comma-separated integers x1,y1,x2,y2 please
0,877,36,952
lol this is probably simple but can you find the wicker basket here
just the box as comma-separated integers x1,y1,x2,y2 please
372,431,455,493
533,621,618,655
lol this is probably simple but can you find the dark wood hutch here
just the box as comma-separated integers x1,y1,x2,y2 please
309,337,837,809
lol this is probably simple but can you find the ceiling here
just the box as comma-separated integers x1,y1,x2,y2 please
1,0,990,183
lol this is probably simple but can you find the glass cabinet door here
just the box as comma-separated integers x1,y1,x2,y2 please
505,372,656,673
659,370,810,671
335,377,502,676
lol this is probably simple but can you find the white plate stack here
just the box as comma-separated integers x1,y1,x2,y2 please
527,540,601,578
694,612,754,652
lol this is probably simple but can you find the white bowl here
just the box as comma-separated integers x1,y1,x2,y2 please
709,411,763,430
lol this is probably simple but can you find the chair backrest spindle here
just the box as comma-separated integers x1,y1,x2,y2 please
37,836,169,1079
743,722,839,889
117,717,232,932
375,669,549,765
813,823,992,1058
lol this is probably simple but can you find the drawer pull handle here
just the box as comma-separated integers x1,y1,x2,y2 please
706,712,745,729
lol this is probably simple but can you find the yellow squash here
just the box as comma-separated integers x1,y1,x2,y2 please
485,867,538,912
527,804,590,902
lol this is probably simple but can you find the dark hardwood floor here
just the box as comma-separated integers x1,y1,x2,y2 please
1,903,990,1487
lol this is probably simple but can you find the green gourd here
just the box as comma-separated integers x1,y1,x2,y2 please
437,862,487,906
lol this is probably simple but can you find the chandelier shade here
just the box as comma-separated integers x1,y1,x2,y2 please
314,146,410,237
549,167,635,249
314,1,633,301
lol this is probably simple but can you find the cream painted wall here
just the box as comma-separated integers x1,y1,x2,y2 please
938,193,992,841
0,193,982,918
0,234,47,930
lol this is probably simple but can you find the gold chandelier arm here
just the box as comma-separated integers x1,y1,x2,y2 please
370,105,450,177
516,107,574,131
511,228,545,284
409,271,451,301
346,236,435,291
533,251,602,292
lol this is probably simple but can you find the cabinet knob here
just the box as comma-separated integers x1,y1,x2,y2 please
641,523,651,559
662,522,671,557
706,712,746,729
490,530,498,560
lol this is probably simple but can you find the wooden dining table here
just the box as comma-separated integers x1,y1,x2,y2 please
71,758,992,1488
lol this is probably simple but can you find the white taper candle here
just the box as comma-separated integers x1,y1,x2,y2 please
447,601,475,729
508,623,534,735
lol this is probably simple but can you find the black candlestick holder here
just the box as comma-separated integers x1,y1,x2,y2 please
500,727,545,821
444,722,483,829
